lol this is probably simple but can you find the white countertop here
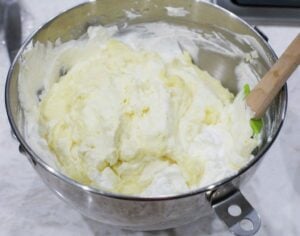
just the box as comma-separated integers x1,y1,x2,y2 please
0,1,299,235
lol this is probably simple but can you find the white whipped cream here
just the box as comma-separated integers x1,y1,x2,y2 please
19,23,259,196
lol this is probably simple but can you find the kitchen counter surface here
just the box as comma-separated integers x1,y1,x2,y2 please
0,1,299,235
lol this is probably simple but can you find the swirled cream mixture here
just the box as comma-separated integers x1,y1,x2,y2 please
19,25,258,196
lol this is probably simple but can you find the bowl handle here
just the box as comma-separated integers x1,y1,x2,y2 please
209,187,261,236
19,144,37,166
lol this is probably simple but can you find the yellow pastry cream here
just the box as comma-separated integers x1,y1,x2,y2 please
19,25,259,196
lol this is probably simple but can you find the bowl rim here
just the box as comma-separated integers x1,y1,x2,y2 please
5,0,287,201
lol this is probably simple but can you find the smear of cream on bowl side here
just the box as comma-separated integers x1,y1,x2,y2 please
165,7,190,17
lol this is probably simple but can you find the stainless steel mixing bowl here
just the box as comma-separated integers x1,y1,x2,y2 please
5,1,287,235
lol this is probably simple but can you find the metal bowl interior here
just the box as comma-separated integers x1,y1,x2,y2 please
5,0,287,225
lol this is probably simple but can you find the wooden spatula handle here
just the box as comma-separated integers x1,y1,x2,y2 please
246,34,300,119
